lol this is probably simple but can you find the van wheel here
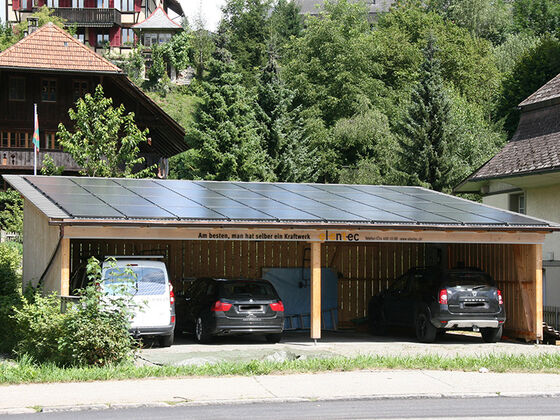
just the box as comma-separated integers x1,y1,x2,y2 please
481,326,503,343
195,317,211,344
415,312,437,343
160,334,173,348
265,333,282,343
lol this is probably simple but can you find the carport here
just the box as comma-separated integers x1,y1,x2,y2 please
5,175,559,342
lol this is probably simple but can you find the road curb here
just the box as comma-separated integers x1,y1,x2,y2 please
3,391,560,415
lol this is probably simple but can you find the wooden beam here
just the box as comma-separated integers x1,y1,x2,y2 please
62,225,548,245
534,244,543,341
310,241,321,340
60,237,70,296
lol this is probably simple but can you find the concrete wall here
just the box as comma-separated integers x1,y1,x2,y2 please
483,184,560,308
23,199,62,293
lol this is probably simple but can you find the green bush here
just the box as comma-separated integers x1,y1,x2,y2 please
58,257,137,366
12,292,66,362
11,257,137,366
0,242,23,354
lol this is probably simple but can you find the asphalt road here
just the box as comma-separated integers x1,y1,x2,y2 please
4,396,560,420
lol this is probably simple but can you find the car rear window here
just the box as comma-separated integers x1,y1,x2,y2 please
219,281,278,300
103,266,166,296
444,271,495,287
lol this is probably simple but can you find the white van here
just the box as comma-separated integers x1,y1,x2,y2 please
101,258,175,347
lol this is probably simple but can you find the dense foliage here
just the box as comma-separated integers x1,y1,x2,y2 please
57,85,154,178
2,0,559,191
8,257,137,366
165,0,551,191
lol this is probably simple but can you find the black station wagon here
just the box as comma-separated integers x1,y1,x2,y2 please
175,278,285,343
368,266,506,343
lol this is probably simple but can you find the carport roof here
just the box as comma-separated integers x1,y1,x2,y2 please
4,175,558,230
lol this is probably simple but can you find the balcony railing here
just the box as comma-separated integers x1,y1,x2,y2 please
0,149,81,172
39,8,122,27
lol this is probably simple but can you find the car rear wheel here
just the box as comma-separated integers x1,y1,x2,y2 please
481,325,502,343
195,316,211,344
160,333,174,347
265,333,282,343
415,312,437,343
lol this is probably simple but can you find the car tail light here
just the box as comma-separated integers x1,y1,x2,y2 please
211,300,232,311
438,289,448,305
169,283,175,305
270,301,284,312
171,315,175,324
497,289,503,305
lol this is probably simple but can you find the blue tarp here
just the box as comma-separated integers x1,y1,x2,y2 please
262,267,338,329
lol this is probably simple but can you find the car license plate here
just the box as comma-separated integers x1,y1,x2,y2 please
243,317,258,322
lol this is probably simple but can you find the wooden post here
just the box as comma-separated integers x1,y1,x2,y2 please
310,241,321,340
534,244,543,341
60,237,70,296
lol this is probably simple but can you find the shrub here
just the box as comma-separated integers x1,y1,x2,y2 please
0,242,23,353
58,257,137,366
12,292,66,362
11,257,138,366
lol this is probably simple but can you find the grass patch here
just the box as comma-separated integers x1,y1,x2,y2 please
1,353,560,385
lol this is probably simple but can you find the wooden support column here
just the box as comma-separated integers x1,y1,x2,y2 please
310,241,321,340
534,244,543,341
60,237,70,296
513,244,543,341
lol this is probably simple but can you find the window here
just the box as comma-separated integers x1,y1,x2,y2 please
73,28,85,43
41,79,57,102
96,30,109,47
72,80,88,102
41,133,61,150
509,193,525,214
47,0,59,7
72,0,85,7
121,28,134,45
96,0,109,8
0,132,31,148
8,77,25,101
121,0,133,12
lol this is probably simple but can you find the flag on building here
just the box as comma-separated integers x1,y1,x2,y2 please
32,104,40,153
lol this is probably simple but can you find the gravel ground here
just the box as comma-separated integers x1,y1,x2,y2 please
138,330,560,366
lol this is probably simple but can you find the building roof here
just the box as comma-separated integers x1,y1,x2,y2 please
455,94,560,192
296,0,395,16
519,73,560,108
0,23,121,74
132,6,182,30
4,175,556,230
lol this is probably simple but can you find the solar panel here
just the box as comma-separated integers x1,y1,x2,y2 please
111,205,176,219
16,176,554,227
216,207,276,220
167,206,227,219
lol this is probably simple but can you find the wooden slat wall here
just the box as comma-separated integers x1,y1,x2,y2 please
447,243,539,340
71,239,538,339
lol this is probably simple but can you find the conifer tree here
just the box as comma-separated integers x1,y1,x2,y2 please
399,35,454,192
183,51,274,181
256,47,316,182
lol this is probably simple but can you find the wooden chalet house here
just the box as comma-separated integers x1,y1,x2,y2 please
0,22,186,183
456,73,560,308
4,0,182,54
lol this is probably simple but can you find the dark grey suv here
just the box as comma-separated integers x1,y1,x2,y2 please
175,278,285,343
368,266,506,343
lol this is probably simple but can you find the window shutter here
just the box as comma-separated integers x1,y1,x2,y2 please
134,0,140,12
13,0,20,10
109,26,121,46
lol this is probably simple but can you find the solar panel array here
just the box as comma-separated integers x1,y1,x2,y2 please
23,176,548,226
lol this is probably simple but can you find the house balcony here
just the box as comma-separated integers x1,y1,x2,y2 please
37,8,122,27
0,149,81,173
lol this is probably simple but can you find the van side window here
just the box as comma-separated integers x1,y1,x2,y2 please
206,283,216,296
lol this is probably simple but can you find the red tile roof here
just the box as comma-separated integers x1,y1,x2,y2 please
0,23,121,73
